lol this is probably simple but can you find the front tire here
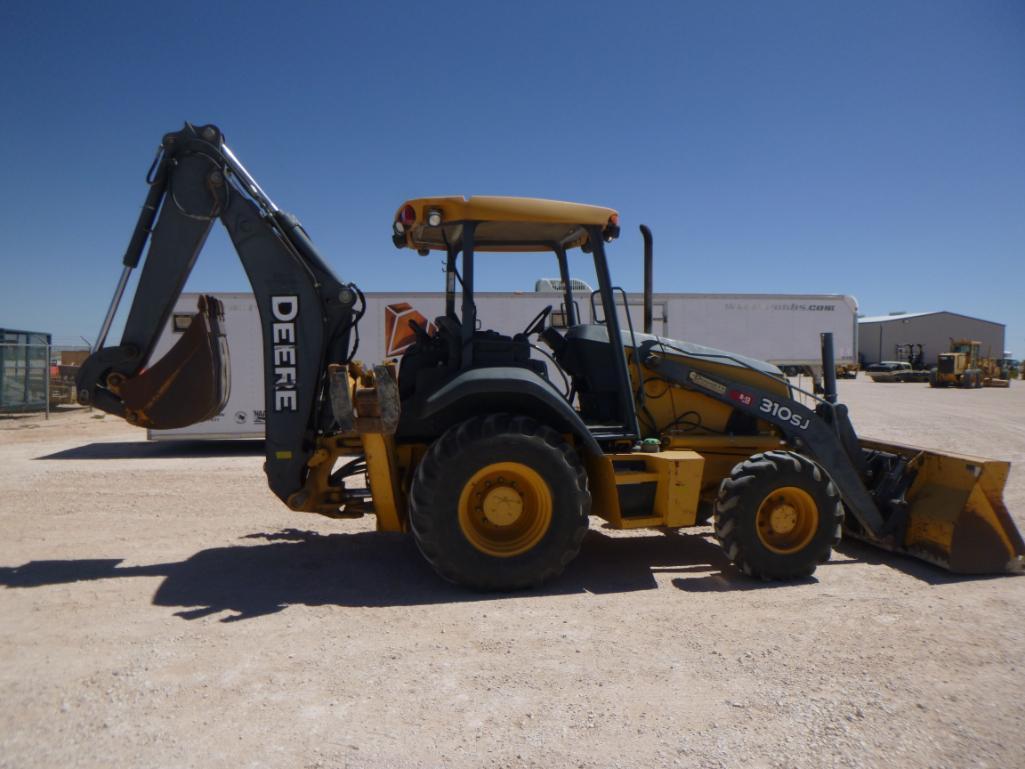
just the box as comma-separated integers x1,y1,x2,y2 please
714,451,843,580
409,414,590,590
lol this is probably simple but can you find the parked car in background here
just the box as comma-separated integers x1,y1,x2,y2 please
865,361,913,374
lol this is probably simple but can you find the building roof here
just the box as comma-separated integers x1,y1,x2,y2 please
858,310,1003,327
858,311,935,324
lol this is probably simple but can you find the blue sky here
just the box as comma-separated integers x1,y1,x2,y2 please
1,1,1023,355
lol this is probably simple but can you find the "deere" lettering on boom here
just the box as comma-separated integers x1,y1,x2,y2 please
271,296,298,411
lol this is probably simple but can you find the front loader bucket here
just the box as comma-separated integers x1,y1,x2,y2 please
858,439,1025,574
114,295,230,429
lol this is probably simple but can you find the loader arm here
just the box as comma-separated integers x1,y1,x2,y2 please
77,123,361,503
639,343,887,533
639,339,1025,573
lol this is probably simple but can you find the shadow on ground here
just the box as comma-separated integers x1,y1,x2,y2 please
36,439,265,460
2,529,990,621
835,539,1007,586
0,527,811,620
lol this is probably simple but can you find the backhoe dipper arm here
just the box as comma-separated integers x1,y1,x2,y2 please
77,123,360,503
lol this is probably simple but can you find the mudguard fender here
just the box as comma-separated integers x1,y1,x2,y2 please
418,366,601,456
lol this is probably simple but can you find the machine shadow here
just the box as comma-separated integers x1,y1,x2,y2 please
0,528,787,620
36,439,265,460
834,539,1008,585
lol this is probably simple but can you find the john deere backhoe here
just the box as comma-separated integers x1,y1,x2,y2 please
77,124,1024,589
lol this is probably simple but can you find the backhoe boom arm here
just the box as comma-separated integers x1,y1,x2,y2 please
77,123,361,502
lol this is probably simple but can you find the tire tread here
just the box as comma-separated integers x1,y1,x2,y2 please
409,414,589,590
713,451,843,580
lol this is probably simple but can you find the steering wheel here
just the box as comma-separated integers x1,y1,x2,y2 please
522,305,553,337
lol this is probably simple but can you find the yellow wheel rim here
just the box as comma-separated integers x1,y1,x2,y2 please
457,462,553,558
755,486,819,555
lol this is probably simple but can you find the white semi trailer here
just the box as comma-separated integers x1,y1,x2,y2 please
148,290,858,440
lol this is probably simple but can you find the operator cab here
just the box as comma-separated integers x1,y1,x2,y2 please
391,196,639,440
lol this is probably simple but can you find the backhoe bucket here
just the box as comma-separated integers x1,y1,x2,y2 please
115,295,230,429
858,439,1025,574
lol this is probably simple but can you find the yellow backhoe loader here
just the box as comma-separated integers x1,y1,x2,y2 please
77,124,1024,589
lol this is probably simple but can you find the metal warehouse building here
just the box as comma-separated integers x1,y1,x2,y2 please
857,311,1005,366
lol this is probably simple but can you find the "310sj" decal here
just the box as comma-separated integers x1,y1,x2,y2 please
759,397,810,430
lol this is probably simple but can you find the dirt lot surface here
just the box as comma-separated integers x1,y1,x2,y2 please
2,378,1024,769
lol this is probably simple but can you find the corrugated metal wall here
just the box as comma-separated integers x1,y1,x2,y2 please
857,313,1004,365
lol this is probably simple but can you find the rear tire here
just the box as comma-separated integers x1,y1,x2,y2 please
714,451,843,580
409,414,590,590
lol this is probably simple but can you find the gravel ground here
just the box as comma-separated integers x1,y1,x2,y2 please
2,377,1024,769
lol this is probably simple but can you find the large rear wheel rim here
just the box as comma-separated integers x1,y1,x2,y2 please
457,461,553,557
755,486,819,554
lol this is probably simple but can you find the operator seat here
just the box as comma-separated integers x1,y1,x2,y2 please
552,324,623,422
396,314,550,401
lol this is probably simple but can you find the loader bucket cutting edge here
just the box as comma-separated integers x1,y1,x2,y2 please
115,295,230,429
858,438,1025,574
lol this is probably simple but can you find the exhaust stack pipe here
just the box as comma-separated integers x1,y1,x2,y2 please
821,332,838,404
641,225,653,334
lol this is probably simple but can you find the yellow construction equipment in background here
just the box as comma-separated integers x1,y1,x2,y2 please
930,339,1010,388
836,363,859,379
